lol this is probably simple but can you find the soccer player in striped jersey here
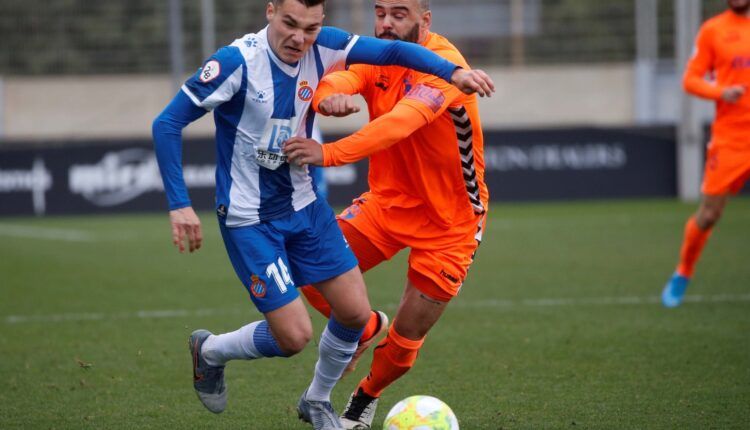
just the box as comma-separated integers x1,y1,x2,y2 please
151,0,494,428
284,1,491,427
662,0,750,307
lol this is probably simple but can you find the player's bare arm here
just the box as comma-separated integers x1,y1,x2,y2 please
169,206,203,253
283,138,324,167
450,68,494,97
318,93,361,117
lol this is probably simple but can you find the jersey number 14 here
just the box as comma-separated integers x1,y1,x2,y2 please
266,257,293,293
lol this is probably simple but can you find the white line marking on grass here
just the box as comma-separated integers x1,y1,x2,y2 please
3,308,248,324
0,224,96,242
4,293,750,325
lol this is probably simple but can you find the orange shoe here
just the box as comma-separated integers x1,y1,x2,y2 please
343,310,388,377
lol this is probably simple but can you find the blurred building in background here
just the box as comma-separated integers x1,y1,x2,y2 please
0,1,737,216
0,0,725,139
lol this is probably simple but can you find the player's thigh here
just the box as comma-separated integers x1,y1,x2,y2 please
284,198,359,286
337,197,402,270
264,296,313,354
218,218,300,314
337,218,389,273
407,228,482,303
702,143,750,195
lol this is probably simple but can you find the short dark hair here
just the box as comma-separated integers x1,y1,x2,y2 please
273,0,326,7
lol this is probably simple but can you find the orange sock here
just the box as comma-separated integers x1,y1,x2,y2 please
301,285,332,318
300,285,381,342
358,324,424,398
676,216,712,278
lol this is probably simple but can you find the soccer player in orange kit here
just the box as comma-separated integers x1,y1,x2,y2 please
662,0,750,307
283,0,492,427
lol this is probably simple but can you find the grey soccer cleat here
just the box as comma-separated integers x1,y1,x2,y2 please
342,310,389,378
340,387,379,430
189,329,227,413
297,388,344,430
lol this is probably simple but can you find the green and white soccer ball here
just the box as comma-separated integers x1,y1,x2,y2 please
383,395,459,430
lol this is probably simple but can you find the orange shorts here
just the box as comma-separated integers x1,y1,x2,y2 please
702,142,750,195
337,195,486,301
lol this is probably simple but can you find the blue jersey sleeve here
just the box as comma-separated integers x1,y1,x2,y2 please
314,27,457,83
152,91,208,210
348,36,457,82
182,46,245,111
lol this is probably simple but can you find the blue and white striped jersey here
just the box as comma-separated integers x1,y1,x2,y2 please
155,26,457,227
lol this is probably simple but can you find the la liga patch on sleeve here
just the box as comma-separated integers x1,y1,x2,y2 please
199,60,221,83
405,84,446,113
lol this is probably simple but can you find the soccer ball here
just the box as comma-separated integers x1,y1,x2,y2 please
383,395,459,430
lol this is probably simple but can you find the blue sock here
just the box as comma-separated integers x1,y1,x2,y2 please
253,320,287,358
201,320,286,366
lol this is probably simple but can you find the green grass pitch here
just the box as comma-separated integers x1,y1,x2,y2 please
1,198,748,429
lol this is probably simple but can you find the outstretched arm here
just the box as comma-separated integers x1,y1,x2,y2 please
324,103,428,166
284,102,428,167
152,91,208,253
286,74,463,167
317,27,494,96
348,35,494,96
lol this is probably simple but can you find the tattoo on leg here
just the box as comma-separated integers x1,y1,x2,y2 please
419,293,445,306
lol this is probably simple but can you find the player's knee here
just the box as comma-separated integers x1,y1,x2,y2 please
276,326,313,356
332,302,371,329
346,307,372,329
698,207,723,229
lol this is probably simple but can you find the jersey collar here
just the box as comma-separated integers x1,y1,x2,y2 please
260,26,301,77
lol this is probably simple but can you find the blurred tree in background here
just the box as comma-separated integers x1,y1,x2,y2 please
0,0,727,76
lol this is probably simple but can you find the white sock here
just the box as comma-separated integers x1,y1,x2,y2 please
200,321,265,366
306,320,361,402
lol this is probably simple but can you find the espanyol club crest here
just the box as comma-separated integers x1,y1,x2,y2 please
298,81,314,101
250,274,267,298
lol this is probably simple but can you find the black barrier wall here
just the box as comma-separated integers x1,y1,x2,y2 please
485,127,677,201
0,127,744,217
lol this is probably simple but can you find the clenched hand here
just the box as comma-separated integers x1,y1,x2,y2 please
318,93,361,117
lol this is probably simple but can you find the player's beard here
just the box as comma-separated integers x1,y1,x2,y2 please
728,0,750,14
376,23,420,43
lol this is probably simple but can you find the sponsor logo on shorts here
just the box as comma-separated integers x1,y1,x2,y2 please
250,274,267,298
199,60,221,83
440,269,459,284
338,204,362,220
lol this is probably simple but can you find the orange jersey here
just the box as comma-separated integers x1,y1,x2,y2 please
314,32,489,228
684,10,750,145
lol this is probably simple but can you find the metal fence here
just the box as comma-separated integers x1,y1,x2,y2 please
0,0,728,76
